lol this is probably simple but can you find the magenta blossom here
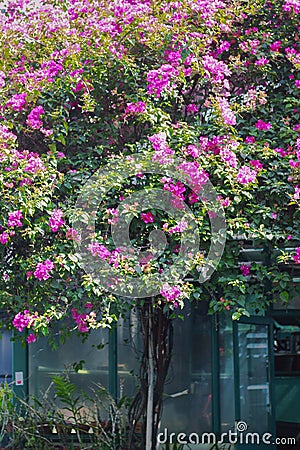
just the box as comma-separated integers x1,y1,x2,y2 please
255,119,272,130
88,242,111,259
26,106,44,129
236,166,257,184
49,209,64,232
160,284,181,302
34,259,54,281
7,210,23,227
27,333,37,344
141,212,154,223
240,264,251,276
125,101,146,115
12,310,32,332
0,232,9,244
294,247,300,264
249,159,263,170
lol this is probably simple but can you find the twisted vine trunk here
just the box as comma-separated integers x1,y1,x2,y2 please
128,299,173,449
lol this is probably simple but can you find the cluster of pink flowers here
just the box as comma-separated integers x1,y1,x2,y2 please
0,71,5,88
240,263,251,276
249,159,263,170
7,210,23,227
125,101,146,115
178,161,209,193
236,166,257,184
293,247,300,264
270,41,282,52
220,148,238,168
88,242,111,259
160,283,181,304
217,195,231,207
66,227,80,241
168,220,188,234
5,93,27,111
27,333,37,343
72,308,89,333
283,0,300,14
199,135,223,154
202,55,231,83
217,97,236,125
34,259,54,281
186,103,198,114
161,177,186,209
49,209,64,232
24,153,46,173
106,208,119,225
12,310,35,332
255,119,272,130
141,212,154,223
26,106,44,129
0,232,9,244
255,57,269,66
294,186,300,200
148,132,175,164
147,64,179,97
184,144,201,158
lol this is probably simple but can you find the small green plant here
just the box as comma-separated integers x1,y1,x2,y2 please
0,382,14,446
1,375,126,449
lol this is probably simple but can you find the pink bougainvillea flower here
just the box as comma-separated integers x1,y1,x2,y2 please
186,103,198,113
88,242,111,259
141,212,154,223
34,259,54,281
245,136,256,144
283,0,300,14
160,284,181,302
220,148,238,167
7,210,23,227
49,209,64,232
125,101,146,115
66,227,80,241
217,97,236,125
294,186,300,200
0,232,9,244
294,247,300,264
255,119,272,130
270,41,282,52
26,106,44,129
5,93,27,111
236,166,257,184
249,159,263,170
27,333,37,344
240,263,251,276
168,220,188,234
255,57,269,66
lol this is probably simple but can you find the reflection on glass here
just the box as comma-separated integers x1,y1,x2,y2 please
0,329,12,384
28,325,109,400
219,315,234,432
238,323,270,434
161,302,212,434
117,310,140,399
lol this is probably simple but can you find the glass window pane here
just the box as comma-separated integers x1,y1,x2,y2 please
238,323,270,434
0,329,12,384
117,311,140,399
161,302,212,434
219,315,234,432
28,326,109,400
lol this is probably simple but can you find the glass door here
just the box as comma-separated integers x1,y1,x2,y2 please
233,317,276,449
